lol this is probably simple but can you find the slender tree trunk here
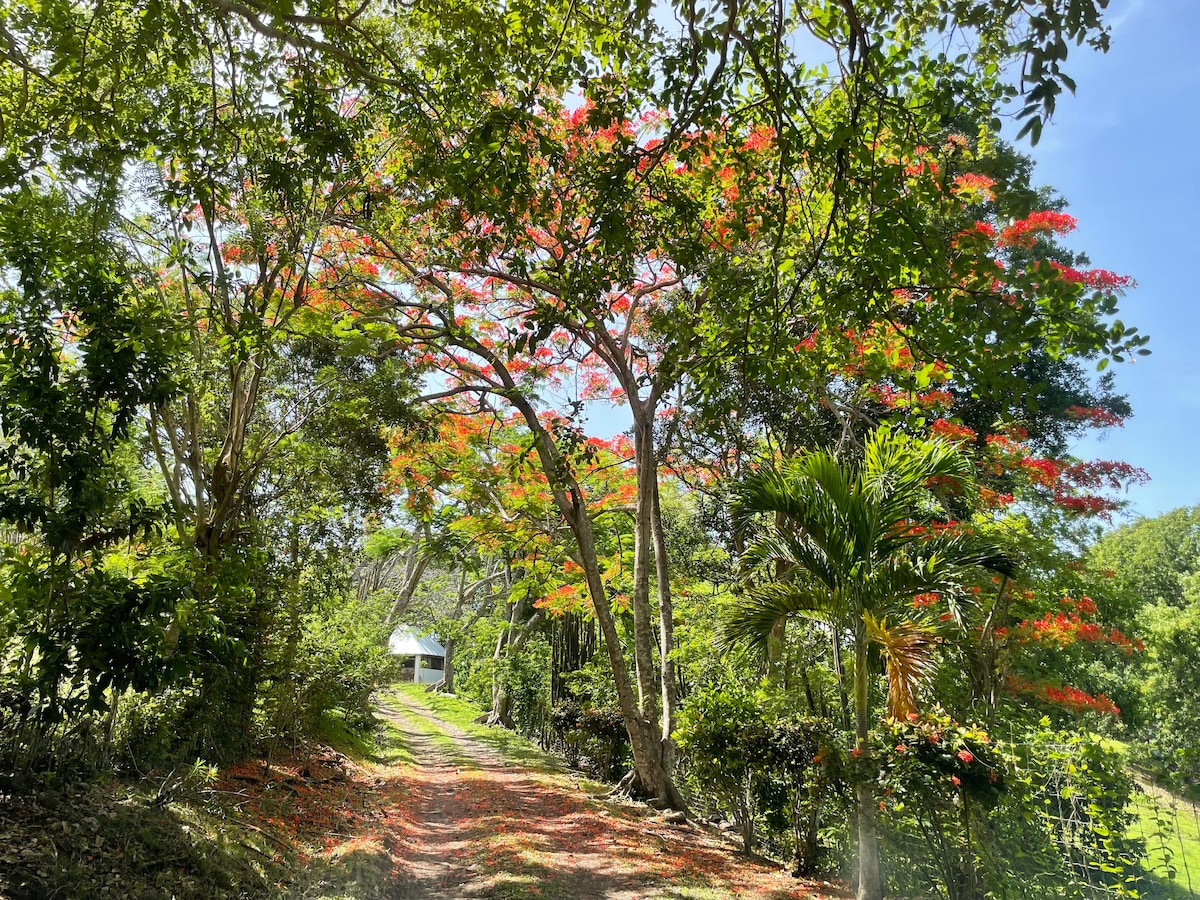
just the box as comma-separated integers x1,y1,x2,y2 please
972,575,1011,723
487,386,682,807
854,630,883,900
442,637,455,693
630,419,660,722
485,598,543,728
488,657,514,727
649,471,679,767
487,600,519,727
386,542,430,627
831,628,852,735
767,507,793,678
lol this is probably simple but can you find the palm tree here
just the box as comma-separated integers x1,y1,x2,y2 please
723,427,1015,900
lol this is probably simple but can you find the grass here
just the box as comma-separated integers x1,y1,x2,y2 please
316,707,414,767
377,686,479,768
384,682,566,774
1132,787,1200,898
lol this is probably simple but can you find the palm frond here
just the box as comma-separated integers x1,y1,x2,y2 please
863,428,974,526
719,581,839,654
740,529,840,591
735,456,860,574
867,531,1015,627
864,612,938,722
906,531,1017,582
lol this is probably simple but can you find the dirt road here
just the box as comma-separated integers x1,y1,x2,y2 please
375,690,846,900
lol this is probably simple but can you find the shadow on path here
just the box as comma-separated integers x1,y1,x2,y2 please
376,691,847,900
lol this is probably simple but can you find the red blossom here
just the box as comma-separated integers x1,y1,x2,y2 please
953,221,997,246
930,419,977,443
978,486,1015,508
1049,261,1136,292
739,125,776,152
997,211,1078,248
1006,675,1121,716
1008,599,1141,656
952,173,997,200
1064,405,1125,428
1021,456,1065,487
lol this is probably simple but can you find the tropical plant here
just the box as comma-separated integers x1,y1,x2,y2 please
723,426,1016,900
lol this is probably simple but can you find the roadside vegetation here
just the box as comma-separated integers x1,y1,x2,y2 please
0,0,1195,897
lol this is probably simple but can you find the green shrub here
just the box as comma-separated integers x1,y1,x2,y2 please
259,587,398,743
674,684,847,863
549,701,630,780
759,715,849,875
875,716,1151,900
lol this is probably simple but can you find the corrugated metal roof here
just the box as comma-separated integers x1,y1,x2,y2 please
388,625,446,657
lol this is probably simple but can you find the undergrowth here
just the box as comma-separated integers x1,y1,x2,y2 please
0,710,415,899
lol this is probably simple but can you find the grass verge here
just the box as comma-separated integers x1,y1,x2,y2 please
1134,787,1200,898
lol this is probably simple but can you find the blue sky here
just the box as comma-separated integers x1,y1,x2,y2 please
1028,0,1200,520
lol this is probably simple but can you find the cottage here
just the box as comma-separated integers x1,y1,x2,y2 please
388,625,446,685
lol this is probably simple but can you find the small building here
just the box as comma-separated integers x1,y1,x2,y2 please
388,625,446,685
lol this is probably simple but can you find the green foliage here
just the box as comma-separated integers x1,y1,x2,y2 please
548,702,630,781
874,715,1009,899
1012,729,1149,898
1089,506,1200,788
1091,506,1200,613
498,636,552,737
675,682,848,865
1139,599,1200,790
259,570,399,743
877,719,1154,899
674,682,777,853
0,189,186,768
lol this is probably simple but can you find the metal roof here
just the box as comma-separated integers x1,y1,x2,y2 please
388,625,446,657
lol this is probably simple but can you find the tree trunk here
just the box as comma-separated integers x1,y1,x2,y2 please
630,419,660,721
793,780,822,875
832,628,852,735
504,389,683,808
485,599,542,728
971,575,1011,722
485,611,514,726
385,540,431,627
442,637,455,693
649,469,679,772
488,680,514,728
854,629,883,900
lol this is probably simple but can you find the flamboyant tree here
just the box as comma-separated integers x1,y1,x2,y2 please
311,79,1142,808
349,100,801,796
385,410,644,724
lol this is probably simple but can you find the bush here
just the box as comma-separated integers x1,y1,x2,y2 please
874,716,1150,900
259,587,398,744
874,715,1009,899
674,683,847,863
549,701,630,780
758,715,849,874
674,684,768,852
